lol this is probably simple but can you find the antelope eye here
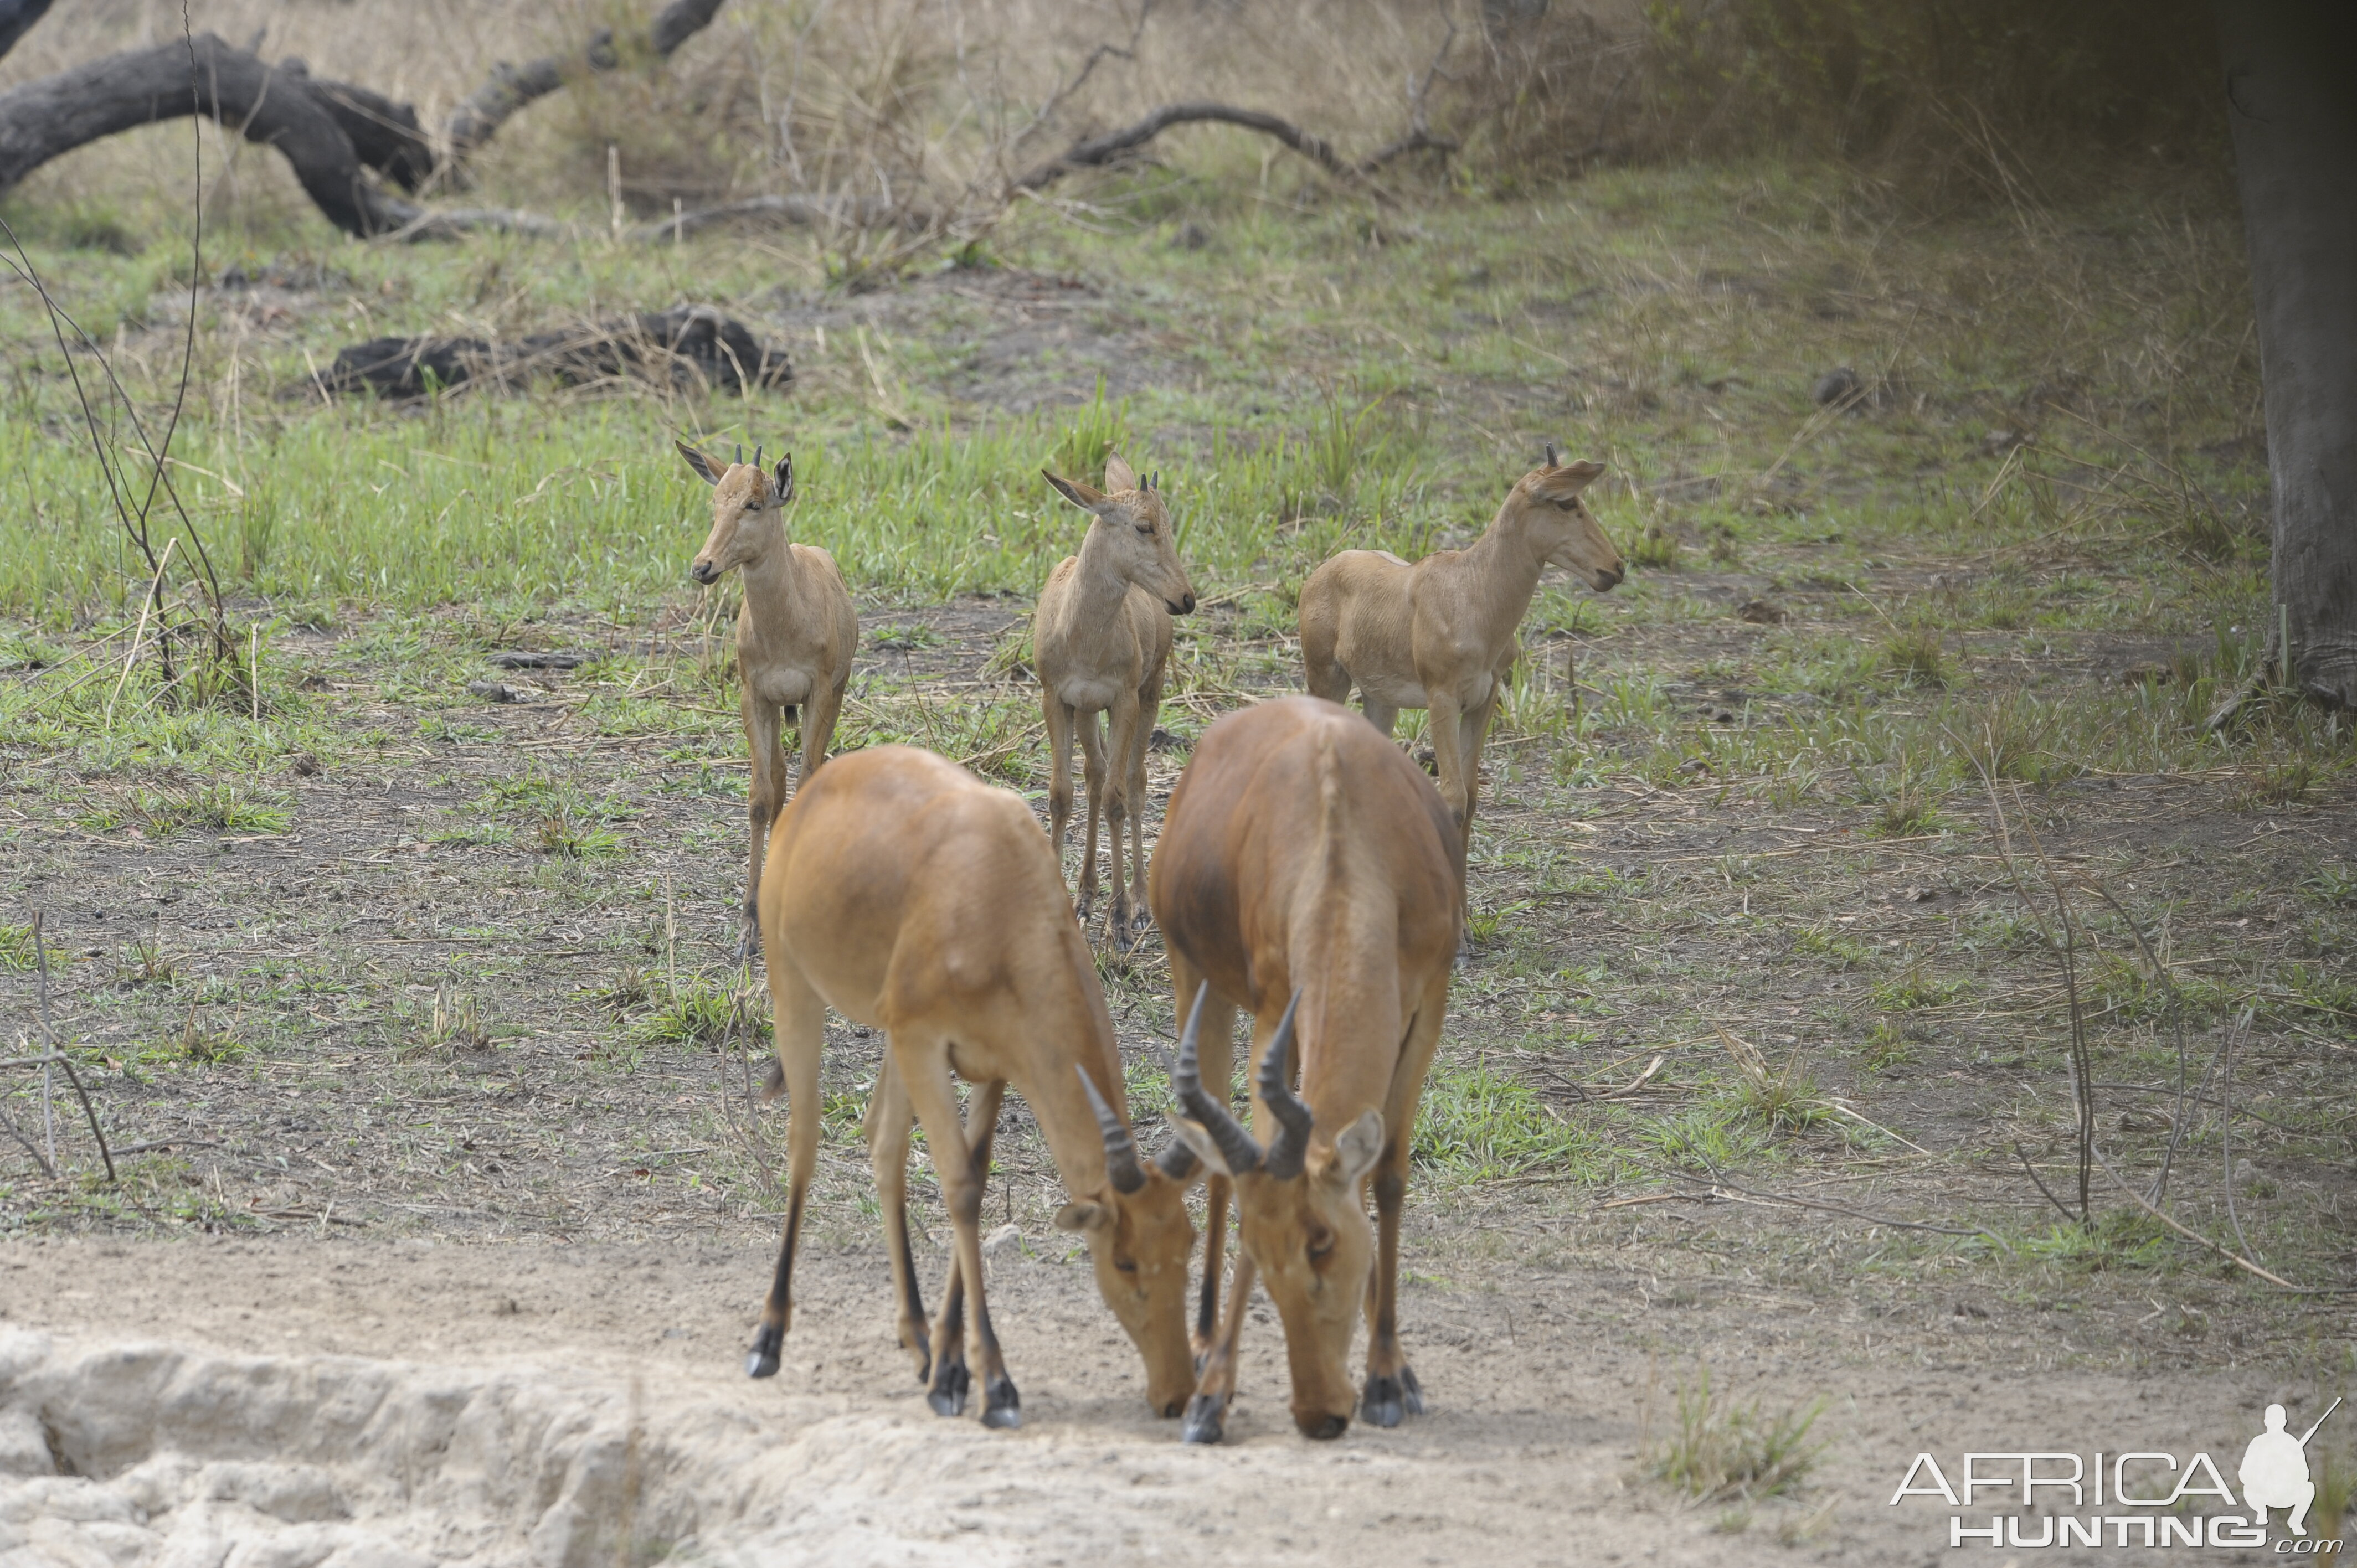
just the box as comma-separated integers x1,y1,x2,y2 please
1306,1229,1335,1261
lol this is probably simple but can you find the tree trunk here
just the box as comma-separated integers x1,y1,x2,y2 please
0,0,55,63
0,33,409,236
2217,0,2357,709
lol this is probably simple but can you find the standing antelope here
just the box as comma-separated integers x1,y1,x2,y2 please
1036,456,1197,949
1299,450,1623,852
678,441,858,948
1149,695,1460,1442
748,744,1201,1427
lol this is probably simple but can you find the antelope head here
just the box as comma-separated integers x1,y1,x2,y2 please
1054,1063,1204,1416
679,440,795,584
1509,448,1623,592
1043,455,1198,615
1167,986,1385,1439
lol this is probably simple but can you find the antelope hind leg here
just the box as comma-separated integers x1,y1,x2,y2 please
865,1056,932,1382
747,957,825,1378
920,1079,1007,1411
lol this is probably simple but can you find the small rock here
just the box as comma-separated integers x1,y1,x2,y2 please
1708,707,1736,724
1810,367,1863,408
466,680,524,704
1979,429,2031,457
2118,1110,2174,1133
288,752,322,777
2232,1158,2261,1188
1736,599,1787,625
1174,220,1211,250
1675,757,1711,777
982,1223,1022,1260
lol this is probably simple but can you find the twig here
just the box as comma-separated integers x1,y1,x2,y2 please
2221,1004,2258,1262
2088,1143,2299,1290
0,1054,116,1184
2013,1142,2078,1224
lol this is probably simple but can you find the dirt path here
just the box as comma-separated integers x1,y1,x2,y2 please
1,1234,2305,1566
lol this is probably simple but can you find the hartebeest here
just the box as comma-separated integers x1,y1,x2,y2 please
1149,695,1460,1441
1036,456,1197,948
678,441,859,948
1299,451,1622,848
748,744,1201,1426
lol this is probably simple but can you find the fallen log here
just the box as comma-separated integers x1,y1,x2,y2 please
293,306,792,401
1007,100,1457,198
0,0,54,64
0,33,410,236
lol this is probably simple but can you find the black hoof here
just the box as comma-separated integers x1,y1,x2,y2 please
1362,1374,1406,1428
981,1374,1022,1430
745,1325,783,1379
1303,1412,1350,1441
1182,1392,1227,1445
1400,1365,1425,1416
928,1359,971,1418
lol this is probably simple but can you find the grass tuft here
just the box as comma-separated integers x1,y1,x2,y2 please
1650,1369,1825,1503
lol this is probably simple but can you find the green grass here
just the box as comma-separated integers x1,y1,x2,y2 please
1650,1369,1826,1503
1412,1062,1608,1183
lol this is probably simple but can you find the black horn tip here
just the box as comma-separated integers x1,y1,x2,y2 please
1545,442,1558,468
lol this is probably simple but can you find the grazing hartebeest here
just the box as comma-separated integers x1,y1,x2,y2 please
1299,451,1622,849
678,441,859,948
1149,695,1460,1442
1036,455,1197,948
749,744,1200,1426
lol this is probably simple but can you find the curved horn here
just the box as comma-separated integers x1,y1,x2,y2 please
1255,990,1313,1180
1544,442,1558,468
734,442,743,466
753,443,764,471
1172,983,1262,1175
1076,1064,1147,1195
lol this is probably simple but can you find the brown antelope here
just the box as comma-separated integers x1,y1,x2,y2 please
1149,695,1460,1442
677,441,858,950
1298,450,1622,850
747,743,1201,1427
1035,456,1197,948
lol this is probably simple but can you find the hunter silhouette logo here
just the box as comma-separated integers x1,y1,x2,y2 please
2244,1399,2341,1538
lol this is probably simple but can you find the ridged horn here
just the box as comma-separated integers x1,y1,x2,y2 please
1544,442,1558,468
1255,990,1313,1180
1172,982,1262,1175
734,442,743,466
753,443,764,472
1076,1064,1146,1195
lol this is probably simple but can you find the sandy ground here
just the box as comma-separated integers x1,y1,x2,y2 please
1,1233,2323,1566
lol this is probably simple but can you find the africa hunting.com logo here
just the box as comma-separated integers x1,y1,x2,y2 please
1891,1400,2344,1551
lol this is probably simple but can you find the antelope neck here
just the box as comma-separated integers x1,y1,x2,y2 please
735,522,795,611
1460,502,1550,622
1070,520,1142,611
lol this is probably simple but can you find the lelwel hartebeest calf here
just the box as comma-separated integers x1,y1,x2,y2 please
748,744,1200,1426
1299,450,1622,857
1035,455,1197,948
1149,695,1460,1441
678,441,859,952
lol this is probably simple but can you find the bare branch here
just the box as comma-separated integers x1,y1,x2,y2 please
446,0,731,162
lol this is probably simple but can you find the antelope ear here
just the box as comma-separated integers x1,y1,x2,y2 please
1167,1116,1232,1178
1053,1200,1111,1234
1044,470,1107,512
677,440,724,486
1104,455,1139,493
1326,1110,1386,1187
773,453,795,503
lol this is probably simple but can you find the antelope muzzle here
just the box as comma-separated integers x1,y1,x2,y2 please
691,558,721,586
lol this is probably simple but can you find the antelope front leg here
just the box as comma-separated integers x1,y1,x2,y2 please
747,957,825,1378
920,1077,1007,1418
1185,1250,1258,1445
741,693,789,955
1074,708,1110,932
900,1047,1021,1428
1103,687,1145,951
799,679,845,793
1044,694,1079,915
1362,991,1447,1425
